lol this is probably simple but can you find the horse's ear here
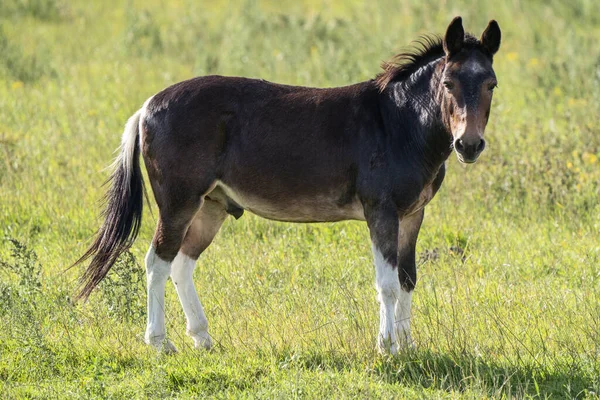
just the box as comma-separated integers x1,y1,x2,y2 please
481,20,501,55
443,16,464,56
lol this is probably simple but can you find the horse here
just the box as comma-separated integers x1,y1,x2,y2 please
74,16,501,354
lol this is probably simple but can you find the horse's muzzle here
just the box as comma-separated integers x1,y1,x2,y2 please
454,137,485,163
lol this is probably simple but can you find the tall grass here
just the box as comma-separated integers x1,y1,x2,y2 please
1,0,599,398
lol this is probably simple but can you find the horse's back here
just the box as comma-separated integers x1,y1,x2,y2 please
139,75,378,222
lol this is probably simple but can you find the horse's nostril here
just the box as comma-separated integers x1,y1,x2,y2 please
476,139,486,153
454,139,464,151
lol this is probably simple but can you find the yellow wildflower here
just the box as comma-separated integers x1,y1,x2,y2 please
582,152,597,165
527,58,540,68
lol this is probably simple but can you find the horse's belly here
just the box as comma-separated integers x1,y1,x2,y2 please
213,181,365,222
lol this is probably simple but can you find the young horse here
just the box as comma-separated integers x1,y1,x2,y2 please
75,17,501,354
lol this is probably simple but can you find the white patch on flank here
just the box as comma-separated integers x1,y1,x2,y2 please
373,245,401,355
170,251,212,350
144,245,177,353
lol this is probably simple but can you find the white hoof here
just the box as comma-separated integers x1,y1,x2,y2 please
394,325,415,350
146,335,178,354
377,335,399,355
378,331,414,355
190,331,212,350
162,339,178,354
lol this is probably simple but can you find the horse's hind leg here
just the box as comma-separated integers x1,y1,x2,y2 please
145,243,178,352
170,198,228,350
144,190,206,353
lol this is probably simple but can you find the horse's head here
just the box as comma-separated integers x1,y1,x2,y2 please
441,17,501,164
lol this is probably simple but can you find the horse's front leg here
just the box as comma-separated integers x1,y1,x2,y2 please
394,209,424,348
366,204,402,354
367,204,424,354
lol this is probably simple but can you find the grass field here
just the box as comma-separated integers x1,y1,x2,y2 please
1,0,600,398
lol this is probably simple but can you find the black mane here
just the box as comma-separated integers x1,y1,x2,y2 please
375,33,482,91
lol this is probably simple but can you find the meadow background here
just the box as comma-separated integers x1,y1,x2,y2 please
1,0,599,398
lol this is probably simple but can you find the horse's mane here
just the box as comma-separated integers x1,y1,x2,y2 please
375,34,481,91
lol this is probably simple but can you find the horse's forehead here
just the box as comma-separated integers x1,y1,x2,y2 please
462,57,488,74
447,51,493,78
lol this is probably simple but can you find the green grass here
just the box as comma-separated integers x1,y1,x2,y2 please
1,0,600,398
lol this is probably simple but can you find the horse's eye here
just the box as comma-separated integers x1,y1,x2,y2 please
443,81,455,90
488,83,498,91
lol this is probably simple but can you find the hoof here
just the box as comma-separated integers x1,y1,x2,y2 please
394,327,415,351
377,333,414,355
146,335,178,354
162,339,178,354
377,335,399,355
190,331,212,350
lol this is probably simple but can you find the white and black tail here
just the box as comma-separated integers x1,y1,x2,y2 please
74,110,146,300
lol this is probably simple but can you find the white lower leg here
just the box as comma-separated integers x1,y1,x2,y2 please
373,245,400,354
144,246,176,352
394,289,413,346
170,251,212,349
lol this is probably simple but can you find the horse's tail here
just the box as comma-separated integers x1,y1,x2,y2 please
74,109,145,300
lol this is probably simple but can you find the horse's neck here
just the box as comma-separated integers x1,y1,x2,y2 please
382,59,452,175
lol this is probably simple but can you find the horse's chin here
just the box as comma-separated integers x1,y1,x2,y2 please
455,152,479,164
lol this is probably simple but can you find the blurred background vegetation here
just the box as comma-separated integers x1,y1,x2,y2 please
0,0,599,398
